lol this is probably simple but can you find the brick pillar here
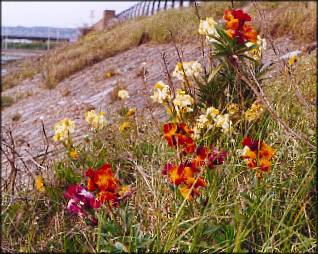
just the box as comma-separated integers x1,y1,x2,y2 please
103,10,115,29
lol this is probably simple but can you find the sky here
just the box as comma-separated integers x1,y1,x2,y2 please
2,1,139,28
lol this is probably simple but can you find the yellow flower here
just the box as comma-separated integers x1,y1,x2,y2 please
117,89,130,100
119,121,130,132
69,149,79,160
206,106,220,119
104,70,114,79
150,81,171,104
35,175,45,192
53,118,75,142
85,110,107,131
288,55,298,66
244,102,264,121
126,107,136,117
227,103,240,115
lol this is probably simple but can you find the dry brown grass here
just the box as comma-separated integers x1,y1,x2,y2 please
2,1,316,90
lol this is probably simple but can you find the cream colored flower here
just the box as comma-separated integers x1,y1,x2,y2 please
192,125,201,140
172,61,203,82
53,118,75,142
85,110,107,131
244,102,264,121
150,81,171,104
196,114,209,129
173,89,194,116
245,35,266,60
198,17,218,43
215,114,232,133
118,89,130,100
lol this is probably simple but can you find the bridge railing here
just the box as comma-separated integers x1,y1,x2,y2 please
116,0,196,22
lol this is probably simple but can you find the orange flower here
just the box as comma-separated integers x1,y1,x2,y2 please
97,190,118,206
241,136,275,178
163,122,196,154
163,123,178,147
85,164,118,192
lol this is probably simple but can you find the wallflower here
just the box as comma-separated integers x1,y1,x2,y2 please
150,81,171,104
85,110,107,131
172,61,203,82
241,136,275,178
244,102,264,121
53,118,75,142
207,147,227,169
223,9,257,44
196,114,209,129
64,184,100,224
163,162,205,200
173,89,194,116
245,35,266,60
35,175,45,192
117,89,130,100
126,107,136,117
163,122,196,154
119,121,130,132
69,149,79,160
288,55,298,66
198,17,219,43
206,106,220,119
86,164,118,193
226,103,240,115
215,114,232,133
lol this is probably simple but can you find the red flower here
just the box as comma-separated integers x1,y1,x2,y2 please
223,9,257,44
208,147,227,169
64,184,100,221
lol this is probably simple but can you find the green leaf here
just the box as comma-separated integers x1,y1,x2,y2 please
207,64,224,83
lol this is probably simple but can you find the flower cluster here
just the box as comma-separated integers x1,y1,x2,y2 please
64,163,133,224
198,17,218,42
85,110,107,131
223,9,258,44
172,61,203,82
163,122,196,154
241,137,275,178
53,118,75,143
162,145,226,200
244,102,264,122
85,163,132,206
192,106,232,140
162,162,206,200
173,89,195,117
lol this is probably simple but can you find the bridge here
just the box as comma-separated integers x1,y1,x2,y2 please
1,26,79,43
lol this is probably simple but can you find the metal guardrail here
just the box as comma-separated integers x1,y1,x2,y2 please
116,0,195,22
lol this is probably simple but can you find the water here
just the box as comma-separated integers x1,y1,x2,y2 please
1,55,22,76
